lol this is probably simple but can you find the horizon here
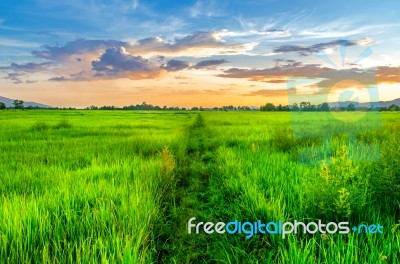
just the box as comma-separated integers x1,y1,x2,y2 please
1,1,400,107
2,94,400,110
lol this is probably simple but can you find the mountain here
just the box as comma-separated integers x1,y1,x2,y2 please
329,98,400,108
0,96,51,108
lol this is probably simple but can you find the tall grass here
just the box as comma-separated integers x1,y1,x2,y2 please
0,110,193,263
0,110,398,263
200,112,399,263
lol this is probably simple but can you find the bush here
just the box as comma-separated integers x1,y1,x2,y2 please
272,126,321,153
304,144,369,220
272,127,297,152
31,121,50,131
32,120,73,131
54,120,72,129
369,133,400,213
158,146,176,194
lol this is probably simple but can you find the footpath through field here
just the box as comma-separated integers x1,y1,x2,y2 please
155,113,221,262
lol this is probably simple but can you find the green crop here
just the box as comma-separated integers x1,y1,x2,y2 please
0,110,398,263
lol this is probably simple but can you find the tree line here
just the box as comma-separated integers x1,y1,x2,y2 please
260,102,400,112
0,100,25,110
1,100,399,112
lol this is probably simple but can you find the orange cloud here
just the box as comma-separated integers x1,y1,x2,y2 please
244,89,290,97
127,70,167,80
377,66,400,83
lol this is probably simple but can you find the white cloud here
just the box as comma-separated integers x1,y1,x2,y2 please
189,0,224,17
0,37,41,48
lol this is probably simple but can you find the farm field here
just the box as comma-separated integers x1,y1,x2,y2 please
0,110,399,263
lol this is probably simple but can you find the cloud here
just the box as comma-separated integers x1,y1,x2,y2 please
92,47,155,73
32,39,128,60
221,62,398,97
69,70,90,80
3,30,391,86
49,76,68,82
377,66,400,83
130,31,255,56
160,58,228,72
175,31,222,48
0,62,51,84
264,79,287,83
316,68,377,89
132,0,139,10
25,34,238,82
244,89,293,97
242,65,399,98
0,62,51,72
220,62,331,81
48,70,92,82
91,47,164,79
29,31,256,62
4,72,25,84
189,0,224,17
191,59,228,69
157,55,166,62
3,72,40,84
170,88,234,96
175,75,191,80
356,38,374,46
161,59,190,71
273,39,360,56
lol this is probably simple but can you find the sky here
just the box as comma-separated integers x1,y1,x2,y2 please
0,0,400,108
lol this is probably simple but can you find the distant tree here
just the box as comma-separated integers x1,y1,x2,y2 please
330,106,339,111
299,101,315,111
99,105,118,110
389,104,400,111
276,104,290,111
299,101,305,109
13,99,24,109
0,102,6,109
346,103,356,111
222,105,236,111
319,102,330,111
357,106,369,111
260,103,276,111
291,103,300,111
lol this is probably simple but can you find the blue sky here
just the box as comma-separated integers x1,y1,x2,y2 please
1,0,400,107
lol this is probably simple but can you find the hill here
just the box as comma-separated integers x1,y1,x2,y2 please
0,96,51,108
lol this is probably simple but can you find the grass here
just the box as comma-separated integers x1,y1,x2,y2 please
0,110,399,263
0,110,193,263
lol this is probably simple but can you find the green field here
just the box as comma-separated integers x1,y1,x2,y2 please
0,110,399,263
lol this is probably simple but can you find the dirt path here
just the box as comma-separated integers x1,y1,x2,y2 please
155,114,220,263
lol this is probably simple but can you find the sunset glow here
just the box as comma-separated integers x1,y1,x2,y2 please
1,1,399,107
